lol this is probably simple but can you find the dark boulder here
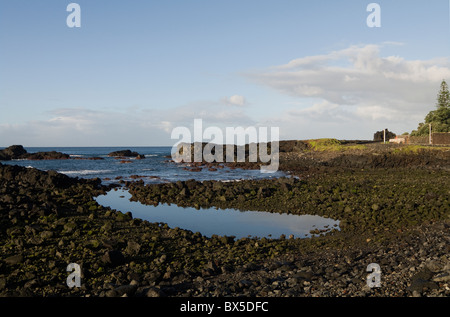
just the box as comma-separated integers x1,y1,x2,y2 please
0,145,28,160
0,163,99,191
0,145,70,161
107,150,143,158
22,151,70,160
101,250,126,267
4,254,24,265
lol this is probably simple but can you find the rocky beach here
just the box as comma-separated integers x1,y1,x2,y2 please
0,140,449,300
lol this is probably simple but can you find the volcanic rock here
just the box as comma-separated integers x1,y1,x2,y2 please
108,150,143,158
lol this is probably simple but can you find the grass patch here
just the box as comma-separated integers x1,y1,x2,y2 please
306,138,366,152
391,145,450,155
391,145,427,154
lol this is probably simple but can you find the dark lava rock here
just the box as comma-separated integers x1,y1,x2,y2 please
0,145,70,161
146,287,166,297
108,150,143,158
0,145,28,160
22,151,70,160
101,250,126,267
4,254,24,265
0,164,85,190
407,268,439,294
126,241,141,255
112,283,138,297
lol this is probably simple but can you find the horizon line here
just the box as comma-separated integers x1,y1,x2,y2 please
0,138,378,149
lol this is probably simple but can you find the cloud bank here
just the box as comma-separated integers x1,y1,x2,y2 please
0,97,255,146
247,44,450,139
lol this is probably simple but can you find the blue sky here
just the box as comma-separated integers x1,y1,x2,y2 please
1,0,449,146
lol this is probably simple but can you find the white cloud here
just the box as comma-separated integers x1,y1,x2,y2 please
246,43,450,138
240,43,450,140
158,121,174,133
0,97,257,146
288,101,348,122
222,95,247,107
160,98,254,126
0,108,170,146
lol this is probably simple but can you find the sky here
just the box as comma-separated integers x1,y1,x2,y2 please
0,0,449,146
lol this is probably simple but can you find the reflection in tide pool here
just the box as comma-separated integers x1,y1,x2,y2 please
95,189,340,239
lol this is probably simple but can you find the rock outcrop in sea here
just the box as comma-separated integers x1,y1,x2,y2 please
0,145,70,161
107,150,145,159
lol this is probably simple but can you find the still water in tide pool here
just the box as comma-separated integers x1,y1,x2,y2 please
95,188,340,239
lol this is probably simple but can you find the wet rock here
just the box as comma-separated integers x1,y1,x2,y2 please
64,222,77,233
0,145,71,160
105,289,118,297
101,250,125,267
407,268,439,294
101,221,114,233
22,151,70,160
40,231,54,240
143,271,162,284
146,287,166,297
179,188,189,197
294,271,314,281
425,259,444,273
433,273,450,283
5,254,24,265
0,145,27,160
126,241,141,255
116,211,132,222
108,150,142,157
24,279,40,289
113,283,138,297
205,260,219,273
0,276,6,290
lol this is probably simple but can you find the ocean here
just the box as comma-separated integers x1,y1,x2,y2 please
2,146,285,184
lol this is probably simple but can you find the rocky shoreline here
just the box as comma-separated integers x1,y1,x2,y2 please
0,145,148,162
0,142,449,298
0,145,70,161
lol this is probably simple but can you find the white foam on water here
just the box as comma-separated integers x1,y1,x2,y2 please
59,169,113,175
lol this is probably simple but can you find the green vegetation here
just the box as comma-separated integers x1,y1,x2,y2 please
391,145,429,154
306,138,366,152
391,145,450,155
411,80,450,136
